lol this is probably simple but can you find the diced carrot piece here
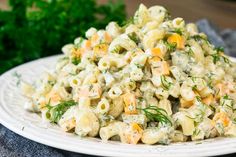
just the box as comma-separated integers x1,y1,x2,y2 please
131,123,143,134
213,112,230,127
202,94,214,105
123,93,137,114
167,33,185,49
180,98,193,108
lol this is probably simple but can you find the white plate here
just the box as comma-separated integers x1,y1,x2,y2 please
0,55,236,157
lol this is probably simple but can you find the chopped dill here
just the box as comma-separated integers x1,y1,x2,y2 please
169,28,183,35
138,106,172,125
214,46,224,53
164,40,177,52
160,75,173,90
46,100,77,123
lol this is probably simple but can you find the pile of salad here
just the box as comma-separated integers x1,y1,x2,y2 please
22,4,236,145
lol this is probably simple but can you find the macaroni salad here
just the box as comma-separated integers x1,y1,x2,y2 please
22,4,236,145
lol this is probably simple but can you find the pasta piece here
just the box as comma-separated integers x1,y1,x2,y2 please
75,109,99,137
143,29,165,49
108,97,124,118
96,98,110,114
134,4,150,27
141,127,170,145
170,130,187,142
174,112,195,136
180,82,195,101
109,34,137,53
108,86,123,99
172,17,185,28
106,22,121,38
158,99,172,115
186,23,198,36
99,121,127,141
58,106,79,132
120,123,143,144
122,114,147,126
148,5,167,24
85,27,97,39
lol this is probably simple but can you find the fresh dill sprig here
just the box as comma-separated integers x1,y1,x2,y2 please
221,95,234,110
161,75,173,90
190,35,210,44
211,52,230,64
169,28,183,35
185,44,194,56
138,106,172,125
164,40,177,52
46,100,77,123
195,96,202,102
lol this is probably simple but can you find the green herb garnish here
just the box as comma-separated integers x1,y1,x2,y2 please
195,96,202,102
185,44,194,56
164,41,177,52
211,52,230,64
190,35,210,44
138,106,172,125
169,28,183,35
128,32,140,44
161,75,173,90
71,57,81,65
214,46,224,53
46,100,77,123
192,85,197,91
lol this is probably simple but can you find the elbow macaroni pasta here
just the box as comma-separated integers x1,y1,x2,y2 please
22,4,236,145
